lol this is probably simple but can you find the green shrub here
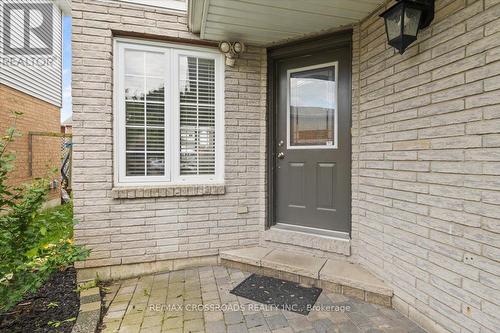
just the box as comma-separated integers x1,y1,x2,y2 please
0,120,89,311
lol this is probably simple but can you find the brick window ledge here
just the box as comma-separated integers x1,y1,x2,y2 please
111,184,225,199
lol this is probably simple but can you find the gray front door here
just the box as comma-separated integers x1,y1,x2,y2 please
275,46,351,234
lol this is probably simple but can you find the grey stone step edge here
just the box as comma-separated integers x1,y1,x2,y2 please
72,287,102,333
220,254,392,308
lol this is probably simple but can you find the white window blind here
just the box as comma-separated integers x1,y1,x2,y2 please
124,50,166,177
179,56,216,175
115,40,224,186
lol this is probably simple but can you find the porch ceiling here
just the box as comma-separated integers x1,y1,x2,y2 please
188,0,385,46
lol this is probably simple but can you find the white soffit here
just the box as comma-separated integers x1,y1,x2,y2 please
189,0,385,46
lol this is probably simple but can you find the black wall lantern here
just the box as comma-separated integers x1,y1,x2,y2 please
380,0,435,54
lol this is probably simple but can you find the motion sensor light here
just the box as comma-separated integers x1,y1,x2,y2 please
232,41,245,54
218,41,245,67
218,41,231,54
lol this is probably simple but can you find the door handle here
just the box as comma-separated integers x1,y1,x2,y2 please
277,152,285,160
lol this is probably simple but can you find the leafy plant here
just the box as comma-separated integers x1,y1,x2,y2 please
47,317,76,328
47,302,59,309
76,279,97,292
0,117,89,311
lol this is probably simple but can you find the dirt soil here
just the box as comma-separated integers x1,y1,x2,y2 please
0,267,79,333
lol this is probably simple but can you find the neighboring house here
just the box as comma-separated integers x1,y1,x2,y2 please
61,116,72,134
72,0,500,332
0,0,70,202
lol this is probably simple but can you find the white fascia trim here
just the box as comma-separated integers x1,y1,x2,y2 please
188,0,207,34
200,0,209,39
53,0,71,15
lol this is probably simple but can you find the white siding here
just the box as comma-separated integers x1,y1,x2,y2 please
0,0,63,107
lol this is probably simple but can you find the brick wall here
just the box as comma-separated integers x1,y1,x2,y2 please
71,0,267,269
352,1,500,332
0,84,61,197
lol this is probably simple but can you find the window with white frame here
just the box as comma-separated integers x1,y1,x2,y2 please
115,40,224,185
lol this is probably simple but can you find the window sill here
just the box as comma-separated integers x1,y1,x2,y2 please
111,183,225,199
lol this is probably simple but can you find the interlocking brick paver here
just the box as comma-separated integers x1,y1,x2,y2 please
140,314,163,328
205,320,226,333
204,310,224,322
183,318,204,332
335,321,360,333
266,314,289,330
126,302,148,315
271,328,293,333
184,309,204,320
227,323,249,333
248,326,271,333
100,266,426,333
163,329,182,333
105,310,126,321
245,312,267,329
223,311,244,325
101,320,121,333
163,316,183,329
287,316,312,332
118,323,140,333
311,318,336,333
140,326,161,333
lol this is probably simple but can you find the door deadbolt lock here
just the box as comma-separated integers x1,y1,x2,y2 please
278,140,284,147
277,152,285,160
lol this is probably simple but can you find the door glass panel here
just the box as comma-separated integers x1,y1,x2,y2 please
289,65,337,148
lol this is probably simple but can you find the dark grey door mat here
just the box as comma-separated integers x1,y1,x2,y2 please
230,274,322,315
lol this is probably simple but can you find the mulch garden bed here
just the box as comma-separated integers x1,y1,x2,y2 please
0,267,80,333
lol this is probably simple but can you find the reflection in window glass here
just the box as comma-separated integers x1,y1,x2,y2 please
289,66,336,147
179,56,216,176
124,49,166,176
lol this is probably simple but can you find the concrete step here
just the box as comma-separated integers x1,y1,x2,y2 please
263,226,351,256
220,246,393,307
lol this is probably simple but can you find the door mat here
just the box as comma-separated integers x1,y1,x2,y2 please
230,274,322,315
